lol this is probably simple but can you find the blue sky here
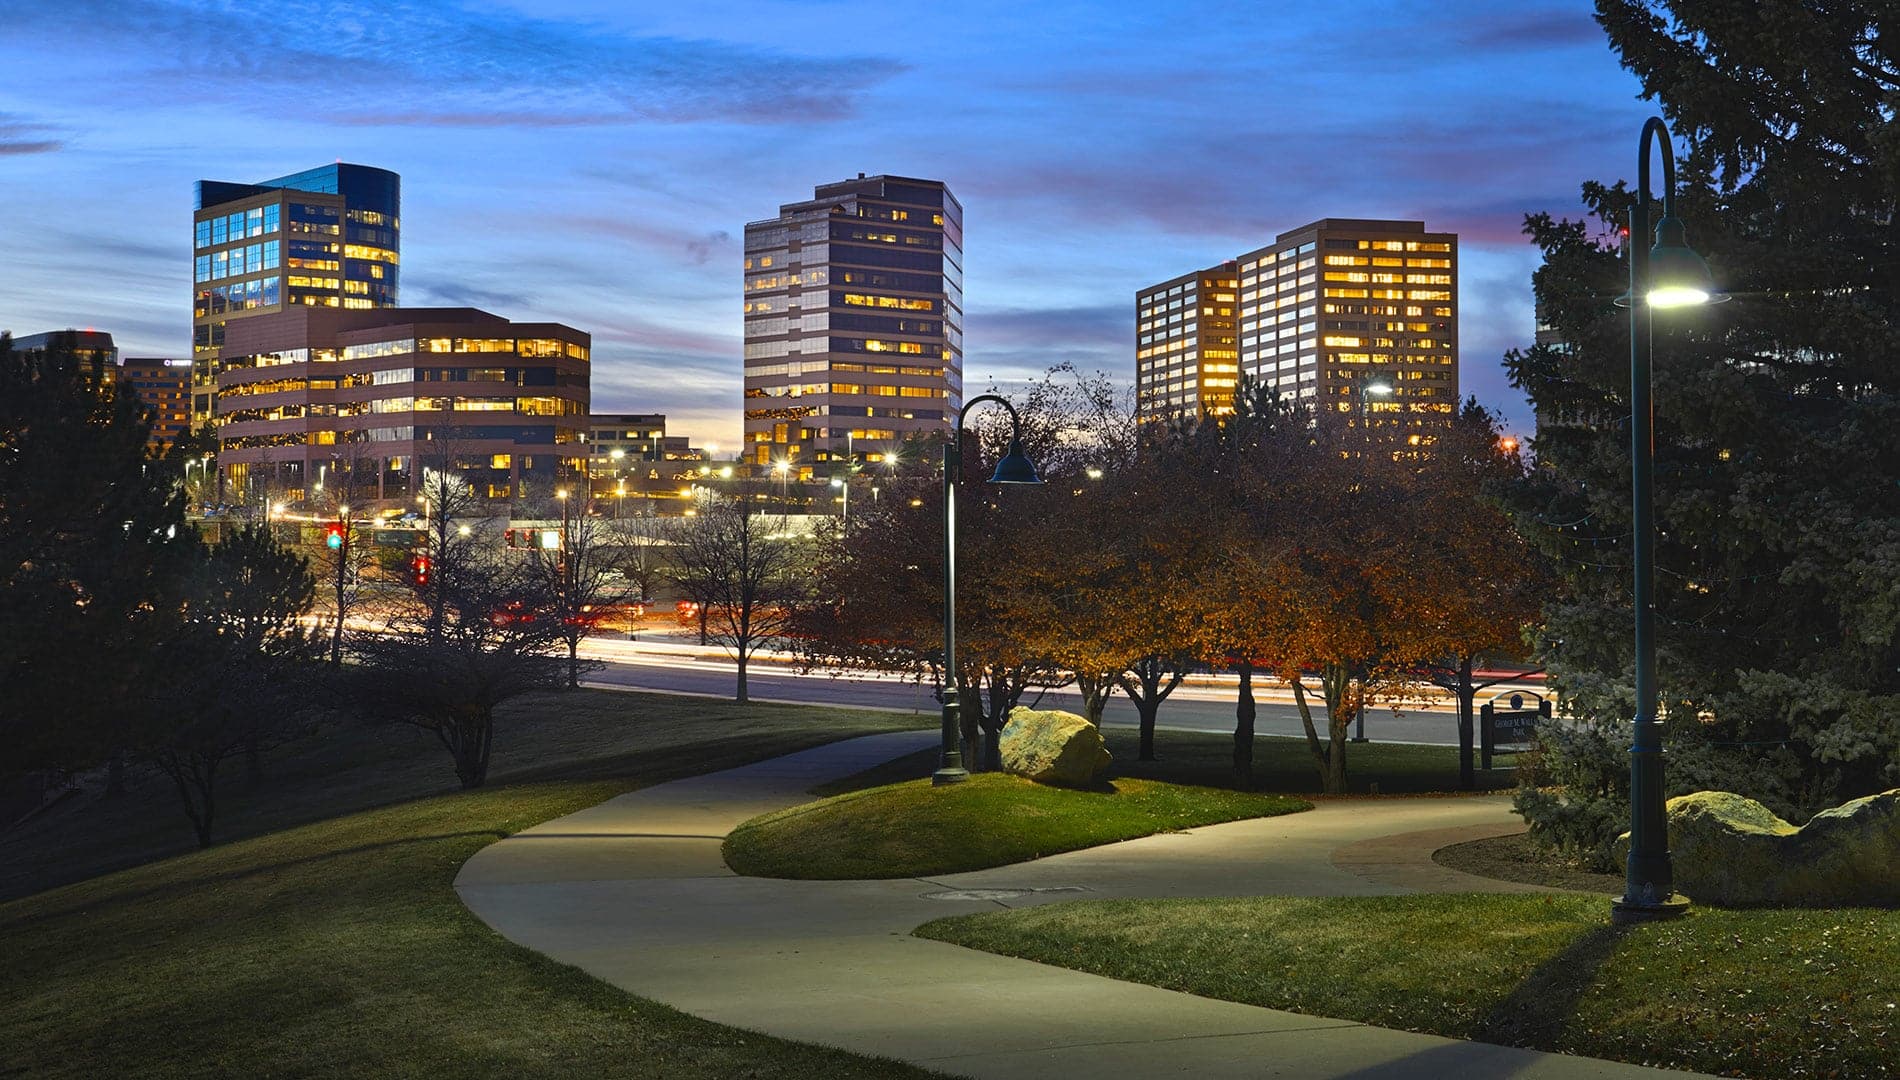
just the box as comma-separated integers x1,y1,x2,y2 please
0,0,1654,447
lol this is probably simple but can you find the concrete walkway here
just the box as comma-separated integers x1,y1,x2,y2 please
456,732,1708,1079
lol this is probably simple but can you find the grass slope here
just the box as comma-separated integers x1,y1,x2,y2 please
725,773,1309,879
1,693,940,1079
920,894,1900,1080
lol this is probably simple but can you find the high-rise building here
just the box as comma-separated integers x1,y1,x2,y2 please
192,163,400,425
1140,219,1458,447
214,307,588,503
1135,263,1239,417
120,357,193,451
743,175,962,472
10,331,190,454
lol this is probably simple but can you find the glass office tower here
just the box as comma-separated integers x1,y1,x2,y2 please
743,175,962,472
192,163,400,425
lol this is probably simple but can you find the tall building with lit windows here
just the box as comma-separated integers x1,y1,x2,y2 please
192,163,400,425
1135,263,1238,417
1235,218,1457,446
743,175,962,472
1140,219,1457,447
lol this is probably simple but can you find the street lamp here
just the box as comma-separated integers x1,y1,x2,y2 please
1611,115,1725,924
934,394,1043,785
830,475,850,520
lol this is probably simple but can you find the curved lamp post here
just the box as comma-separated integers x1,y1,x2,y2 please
1611,116,1726,923
933,394,1043,785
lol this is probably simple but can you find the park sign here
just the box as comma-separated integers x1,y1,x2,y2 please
1480,692,1550,770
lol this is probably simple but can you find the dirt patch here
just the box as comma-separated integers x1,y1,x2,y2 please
1432,831,1622,894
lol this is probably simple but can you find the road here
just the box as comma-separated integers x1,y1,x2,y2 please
576,634,1543,747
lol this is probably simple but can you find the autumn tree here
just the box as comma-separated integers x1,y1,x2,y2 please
1410,402,1550,789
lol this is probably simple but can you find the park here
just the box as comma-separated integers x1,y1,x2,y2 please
5,3,1900,1079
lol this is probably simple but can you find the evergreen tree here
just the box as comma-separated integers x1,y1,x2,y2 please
1507,3,1900,859
0,333,194,780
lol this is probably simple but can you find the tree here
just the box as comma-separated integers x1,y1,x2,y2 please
1500,4,1900,860
350,540,566,789
666,492,803,703
1409,402,1551,789
0,333,195,783
315,451,376,667
530,489,625,689
139,525,320,846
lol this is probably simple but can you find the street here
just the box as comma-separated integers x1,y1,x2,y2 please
575,631,1544,747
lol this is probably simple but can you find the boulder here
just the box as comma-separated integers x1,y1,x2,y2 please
1615,789,1900,906
999,707,1110,788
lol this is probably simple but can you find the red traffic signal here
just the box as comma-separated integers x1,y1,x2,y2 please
324,522,345,550
409,553,432,588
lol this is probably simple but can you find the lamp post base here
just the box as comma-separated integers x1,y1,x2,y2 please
1610,893,1690,925
931,766,970,786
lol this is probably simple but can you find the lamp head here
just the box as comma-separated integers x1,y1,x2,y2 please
988,436,1042,485
1618,214,1726,308
1364,378,1394,396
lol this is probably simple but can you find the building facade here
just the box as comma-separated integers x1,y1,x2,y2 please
214,307,588,503
192,163,401,425
11,329,119,385
1135,263,1239,417
1140,219,1458,447
743,175,962,473
120,357,192,451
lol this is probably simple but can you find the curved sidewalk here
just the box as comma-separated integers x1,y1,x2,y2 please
456,732,1708,1079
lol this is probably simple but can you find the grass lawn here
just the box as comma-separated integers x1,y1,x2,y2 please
919,893,1900,1080
812,726,1509,798
725,772,1309,879
1,691,942,1079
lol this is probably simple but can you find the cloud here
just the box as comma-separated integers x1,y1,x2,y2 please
9,1,906,129
0,113,62,155
969,304,1126,350
565,217,736,265
1461,9,1604,50
407,281,533,312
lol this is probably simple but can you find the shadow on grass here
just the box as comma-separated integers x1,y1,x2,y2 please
0,830,509,929
1470,922,1632,1048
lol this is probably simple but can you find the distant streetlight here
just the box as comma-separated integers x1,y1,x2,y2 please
1085,467,1104,481
1610,115,1726,924
935,394,1043,785
830,474,850,520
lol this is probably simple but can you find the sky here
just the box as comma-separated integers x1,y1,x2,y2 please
0,0,1659,447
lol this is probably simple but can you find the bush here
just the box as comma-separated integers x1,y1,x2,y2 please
1513,714,1627,872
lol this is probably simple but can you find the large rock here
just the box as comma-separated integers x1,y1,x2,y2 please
999,707,1110,788
1615,789,1900,906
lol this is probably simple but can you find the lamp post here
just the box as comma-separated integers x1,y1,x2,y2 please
933,394,1043,785
1348,371,1393,744
830,475,849,520
1611,115,1725,923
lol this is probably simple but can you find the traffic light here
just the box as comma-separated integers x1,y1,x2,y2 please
324,522,345,550
409,553,432,589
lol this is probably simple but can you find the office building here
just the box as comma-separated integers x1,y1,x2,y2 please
1135,263,1239,417
214,307,588,503
192,163,400,424
587,413,695,468
11,328,119,384
10,331,191,454
743,175,962,472
120,357,193,451
1141,219,1458,446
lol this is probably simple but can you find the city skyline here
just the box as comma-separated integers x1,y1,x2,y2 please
0,1,1656,447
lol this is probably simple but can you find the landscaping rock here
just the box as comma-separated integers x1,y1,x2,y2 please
1614,788,1900,906
999,707,1110,788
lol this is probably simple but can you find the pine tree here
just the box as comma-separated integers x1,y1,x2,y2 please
1506,3,1900,856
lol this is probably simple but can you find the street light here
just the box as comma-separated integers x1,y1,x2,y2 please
830,475,850,520
934,394,1043,785
1611,115,1726,924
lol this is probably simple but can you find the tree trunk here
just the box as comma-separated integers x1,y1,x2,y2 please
1075,671,1111,727
451,709,493,789
1291,678,1329,786
698,605,709,646
568,638,581,690
1233,659,1256,788
957,682,981,771
1455,656,1476,791
735,652,750,703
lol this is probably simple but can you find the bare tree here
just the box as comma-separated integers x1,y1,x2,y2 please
532,490,625,688
316,451,375,667
665,492,804,703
